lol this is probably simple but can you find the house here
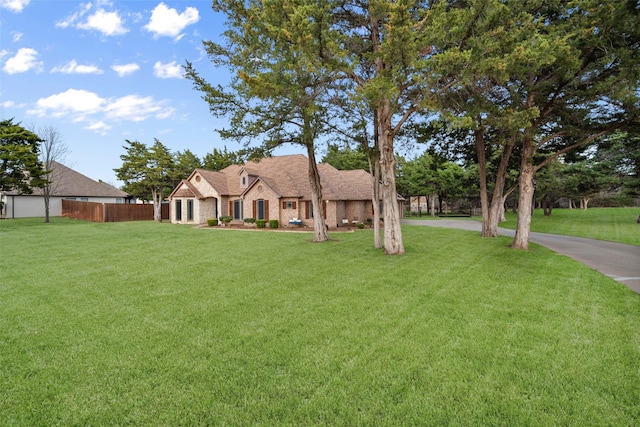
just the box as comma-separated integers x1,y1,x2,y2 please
168,154,400,228
0,161,130,219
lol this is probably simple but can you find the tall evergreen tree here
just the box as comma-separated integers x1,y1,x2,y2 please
114,139,175,222
427,0,640,249
0,118,46,195
185,0,340,242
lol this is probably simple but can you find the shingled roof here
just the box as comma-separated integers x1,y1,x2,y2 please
202,154,374,201
5,161,129,198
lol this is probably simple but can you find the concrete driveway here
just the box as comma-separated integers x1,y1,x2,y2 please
403,219,640,294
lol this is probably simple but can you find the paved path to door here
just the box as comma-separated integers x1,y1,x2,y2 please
402,219,640,294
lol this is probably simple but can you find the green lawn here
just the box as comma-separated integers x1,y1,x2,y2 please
1,218,639,425
499,207,640,246
408,207,640,246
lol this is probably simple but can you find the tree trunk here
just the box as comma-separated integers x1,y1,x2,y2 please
430,193,436,217
499,187,515,223
371,163,381,249
488,143,515,233
307,145,329,242
474,126,493,236
512,136,535,250
44,184,51,223
498,201,506,222
378,103,404,255
152,188,163,222
580,197,590,210
367,113,382,249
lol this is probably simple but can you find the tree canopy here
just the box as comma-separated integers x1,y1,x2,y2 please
0,118,47,195
186,0,639,252
114,139,175,222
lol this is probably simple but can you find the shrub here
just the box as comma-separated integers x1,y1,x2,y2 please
357,222,365,229
269,219,279,229
207,218,218,226
366,218,372,224
243,218,256,224
220,216,232,223
256,219,267,228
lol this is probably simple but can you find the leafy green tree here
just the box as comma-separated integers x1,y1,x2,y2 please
322,144,369,171
334,0,434,255
428,0,640,249
114,139,175,222
397,152,439,216
398,149,467,216
0,118,47,195
202,147,241,171
533,159,565,216
185,0,340,242
173,149,202,182
596,132,640,200
560,133,638,209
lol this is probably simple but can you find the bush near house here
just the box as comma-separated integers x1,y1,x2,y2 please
269,219,279,228
207,218,218,226
256,219,267,228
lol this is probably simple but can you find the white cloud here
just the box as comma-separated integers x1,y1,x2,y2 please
87,121,112,134
79,8,127,36
2,48,42,74
51,59,104,75
12,31,23,42
0,0,29,13
26,89,175,132
112,63,140,77
56,3,127,36
104,95,167,122
153,61,183,79
145,2,199,40
55,3,93,29
28,89,105,119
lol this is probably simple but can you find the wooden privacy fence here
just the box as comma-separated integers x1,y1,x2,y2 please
62,199,169,222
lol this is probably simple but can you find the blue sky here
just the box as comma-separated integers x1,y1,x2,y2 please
1,0,304,186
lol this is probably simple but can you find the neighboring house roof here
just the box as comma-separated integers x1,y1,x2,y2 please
5,161,129,198
181,154,376,201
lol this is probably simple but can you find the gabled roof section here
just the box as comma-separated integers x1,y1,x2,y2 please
240,175,281,198
172,154,376,201
193,168,230,194
6,161,129,198
168,179,205,200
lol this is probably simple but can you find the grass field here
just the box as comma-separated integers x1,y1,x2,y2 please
500,207,640,246
1,218,639,425
410,207,640,246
